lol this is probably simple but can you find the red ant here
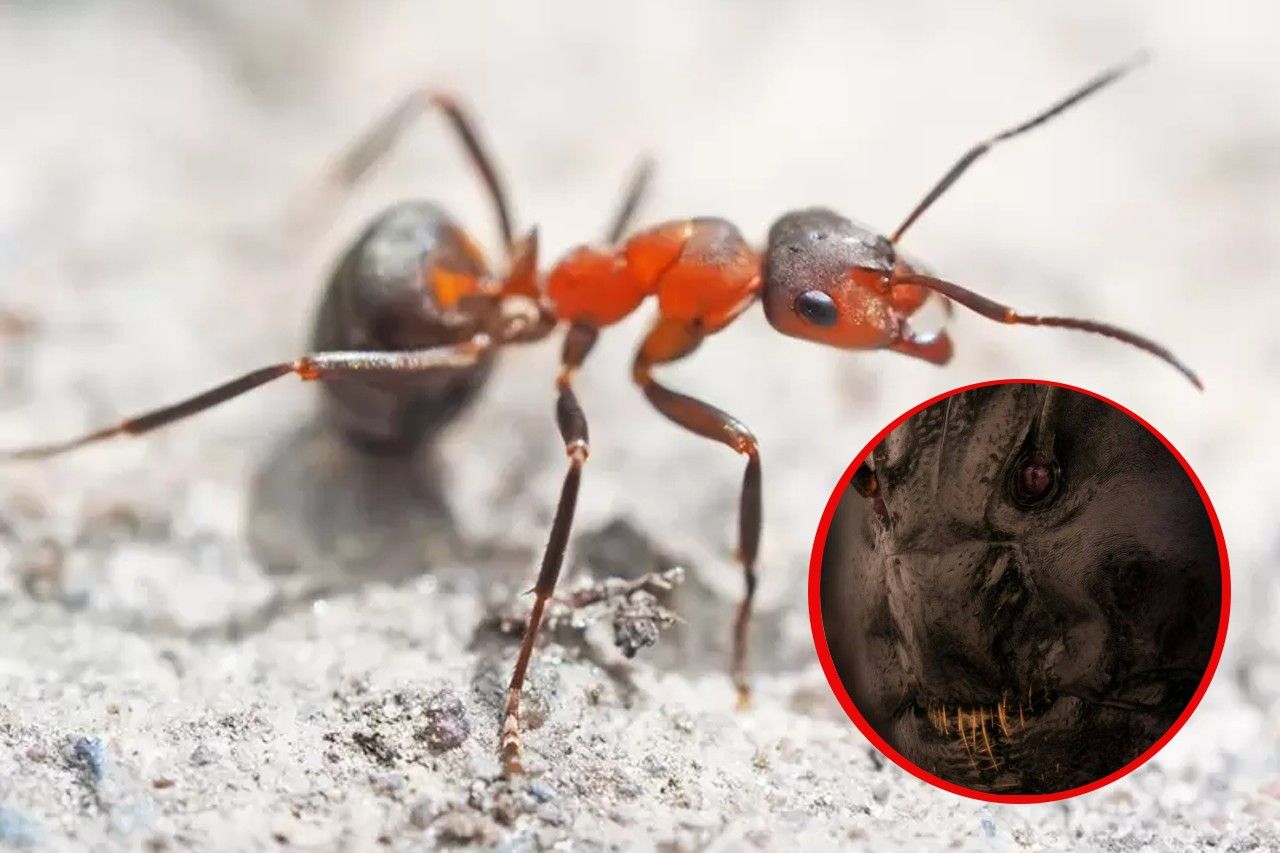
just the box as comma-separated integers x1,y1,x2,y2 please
2,58,1198,777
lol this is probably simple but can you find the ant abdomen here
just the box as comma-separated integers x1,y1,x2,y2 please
310,201,499,454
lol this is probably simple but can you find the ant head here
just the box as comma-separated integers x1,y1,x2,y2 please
761,208,902,349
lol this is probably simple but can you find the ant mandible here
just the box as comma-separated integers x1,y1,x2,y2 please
3,57,1199,778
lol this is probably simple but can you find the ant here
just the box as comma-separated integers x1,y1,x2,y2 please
2,57,1199,778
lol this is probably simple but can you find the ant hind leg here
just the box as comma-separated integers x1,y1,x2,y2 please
298,90,515,253
500,323,598,776
632,318,762,708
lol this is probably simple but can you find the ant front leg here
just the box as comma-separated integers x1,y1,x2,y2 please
500,322,598,777
632,318,761,708
1,338,503,460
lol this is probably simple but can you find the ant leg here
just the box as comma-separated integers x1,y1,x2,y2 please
501,323,598,776
2,336,502,461
603,157,656,244
891,56,1145,243
632,319,761,707
895,272,1201,388
303,90,514,251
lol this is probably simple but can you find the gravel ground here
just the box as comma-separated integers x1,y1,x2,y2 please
1,2,1279,850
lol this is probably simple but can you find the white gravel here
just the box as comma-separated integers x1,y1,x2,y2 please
2,2,1278,850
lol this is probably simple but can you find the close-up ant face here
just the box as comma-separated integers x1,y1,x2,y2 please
820,384,1223,795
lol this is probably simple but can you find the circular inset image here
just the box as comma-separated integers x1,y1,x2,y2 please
811,381,1228,801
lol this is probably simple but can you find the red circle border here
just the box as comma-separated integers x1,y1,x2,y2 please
806,378,1231,804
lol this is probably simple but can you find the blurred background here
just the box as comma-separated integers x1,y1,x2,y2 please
1,1,1277,849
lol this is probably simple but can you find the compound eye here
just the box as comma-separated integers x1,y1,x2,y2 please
1009,450,1060,508
851,461,890,528
851,461,879,498
794,290,838,327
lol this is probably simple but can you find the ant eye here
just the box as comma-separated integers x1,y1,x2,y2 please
851,461,878,498
795,290,838,327
1009,450,1060,508
851,461,890,528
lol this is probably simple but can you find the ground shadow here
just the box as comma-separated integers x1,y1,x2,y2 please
245,419,462,583
228,418,536,640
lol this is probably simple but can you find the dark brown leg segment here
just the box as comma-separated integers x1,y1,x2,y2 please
305,90,515,252
501,323,598,776
632,319,761,706
2,336,498,461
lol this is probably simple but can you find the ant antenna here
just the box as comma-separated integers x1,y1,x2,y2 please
895,271,1202,389
605,157,656,244
891,54,1148,244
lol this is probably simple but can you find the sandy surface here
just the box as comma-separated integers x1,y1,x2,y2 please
1,1,1279,850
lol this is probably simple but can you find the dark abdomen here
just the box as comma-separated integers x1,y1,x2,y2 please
310,201,497,454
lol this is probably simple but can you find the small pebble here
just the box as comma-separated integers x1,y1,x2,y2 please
528,780,556,803
69,736,107,781
419,688,470,753
189,743,219,766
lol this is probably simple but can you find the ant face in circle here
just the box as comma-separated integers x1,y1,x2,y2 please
827,385,1222,796
761,208,902,350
